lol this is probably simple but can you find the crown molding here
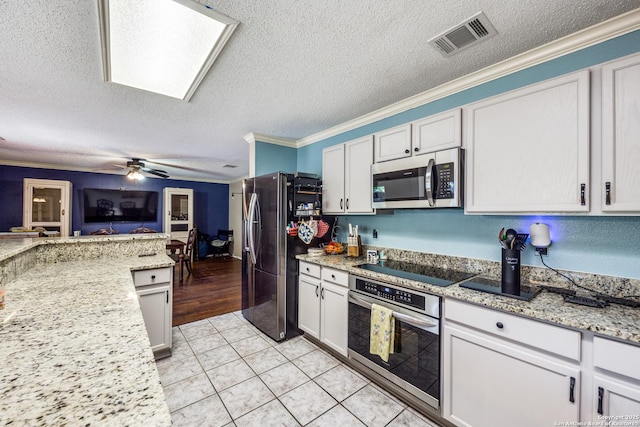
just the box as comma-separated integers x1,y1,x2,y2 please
244,132,297,148
296,8,640,148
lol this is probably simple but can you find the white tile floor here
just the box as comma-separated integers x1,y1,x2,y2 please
156,311,441,427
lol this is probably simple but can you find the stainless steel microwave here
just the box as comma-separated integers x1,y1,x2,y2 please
371,147,464,209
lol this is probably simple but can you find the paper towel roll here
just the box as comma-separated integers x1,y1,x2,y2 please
529,223,551,248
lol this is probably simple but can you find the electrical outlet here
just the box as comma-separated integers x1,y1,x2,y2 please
373,229,378,239
536,247,548,256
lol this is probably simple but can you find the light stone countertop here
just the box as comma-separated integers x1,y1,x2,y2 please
0,234,170,262
0,237,173,426
297,254,640,345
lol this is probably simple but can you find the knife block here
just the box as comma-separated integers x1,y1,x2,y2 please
347,235,362,257
501,248,521,295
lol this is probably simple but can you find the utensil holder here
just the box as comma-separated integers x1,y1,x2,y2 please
501,249,521,295
347,236,361,257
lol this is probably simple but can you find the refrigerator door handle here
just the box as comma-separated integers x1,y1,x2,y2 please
254,196,262,267
247,193,258,265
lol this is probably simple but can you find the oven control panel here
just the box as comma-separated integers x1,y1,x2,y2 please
355,279,425,311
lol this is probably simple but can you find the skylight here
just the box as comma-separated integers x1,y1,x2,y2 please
98,0,238,101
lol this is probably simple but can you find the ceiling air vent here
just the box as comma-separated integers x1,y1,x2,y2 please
428,12,497,57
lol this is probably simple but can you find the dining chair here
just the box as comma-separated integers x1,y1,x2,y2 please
184,228,197,275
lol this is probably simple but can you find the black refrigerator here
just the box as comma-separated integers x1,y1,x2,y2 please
242,172,331,341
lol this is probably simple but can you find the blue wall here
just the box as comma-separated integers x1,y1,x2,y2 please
0,165,229,237
256,30,640,280
255,141,297,176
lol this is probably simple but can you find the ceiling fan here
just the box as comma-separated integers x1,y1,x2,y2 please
116,158,169,179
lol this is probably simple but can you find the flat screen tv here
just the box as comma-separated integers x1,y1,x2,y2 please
83,188,159,223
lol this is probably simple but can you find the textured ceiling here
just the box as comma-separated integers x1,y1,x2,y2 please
1,1,638,182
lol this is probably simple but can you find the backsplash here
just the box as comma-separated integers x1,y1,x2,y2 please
364,244,640,298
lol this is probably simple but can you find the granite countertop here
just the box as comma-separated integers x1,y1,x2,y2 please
297,254,640,345
0,243,173,425
0,234,168,262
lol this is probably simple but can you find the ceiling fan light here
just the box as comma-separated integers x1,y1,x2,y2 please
126,168,145,181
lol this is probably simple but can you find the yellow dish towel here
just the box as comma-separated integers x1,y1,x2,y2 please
370,303,395,362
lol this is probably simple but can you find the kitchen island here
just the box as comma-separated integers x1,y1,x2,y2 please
0,235,173,426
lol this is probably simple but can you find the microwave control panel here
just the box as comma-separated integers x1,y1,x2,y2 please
435,162,454,199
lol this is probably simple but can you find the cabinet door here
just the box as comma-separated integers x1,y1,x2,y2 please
298,274,320,339
601,54,640,212
345,135,374,213
23,178,72,236
374,124,412,162
412,108,461,155
592,376,640,421
465,70,590,213
137,283,172,354
322,144,346,214
443,325,580,427
320,282,348,356
163,188,194,241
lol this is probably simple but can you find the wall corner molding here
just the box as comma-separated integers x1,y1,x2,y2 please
244,132,298,148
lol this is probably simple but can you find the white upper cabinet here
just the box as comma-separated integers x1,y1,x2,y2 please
412,108,462,155
345,136,374,213
464,70,590,214
374,124,412,162
322,135,374,214
373,109,462,163
322,144,346,214
601,53,640,212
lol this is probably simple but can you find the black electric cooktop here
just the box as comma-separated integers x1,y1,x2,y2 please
355,259,476,287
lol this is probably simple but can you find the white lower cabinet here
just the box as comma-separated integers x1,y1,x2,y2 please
319,281,348,356
593,375,640,420
443,300,581,427
298,262,348,356
298,272,321,338
133,267,173,358
590,336,640,421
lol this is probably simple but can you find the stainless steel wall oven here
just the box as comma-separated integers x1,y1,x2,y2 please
348,275,442,411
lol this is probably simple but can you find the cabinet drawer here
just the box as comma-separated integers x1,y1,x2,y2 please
445,299,581,361
321,267,348,287
594,336,640,380
133,267,172,287
299,261,321,279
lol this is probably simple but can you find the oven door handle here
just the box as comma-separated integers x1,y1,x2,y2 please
349,294,437,329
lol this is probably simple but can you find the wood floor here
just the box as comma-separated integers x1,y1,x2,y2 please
172,256,243,326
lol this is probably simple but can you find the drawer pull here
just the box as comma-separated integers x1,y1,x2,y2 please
569,377,576,403
404,149,410,154
151,275,156,281
496,322,504,329
331,274,336,280
597,387,604,414
306,267,310,273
